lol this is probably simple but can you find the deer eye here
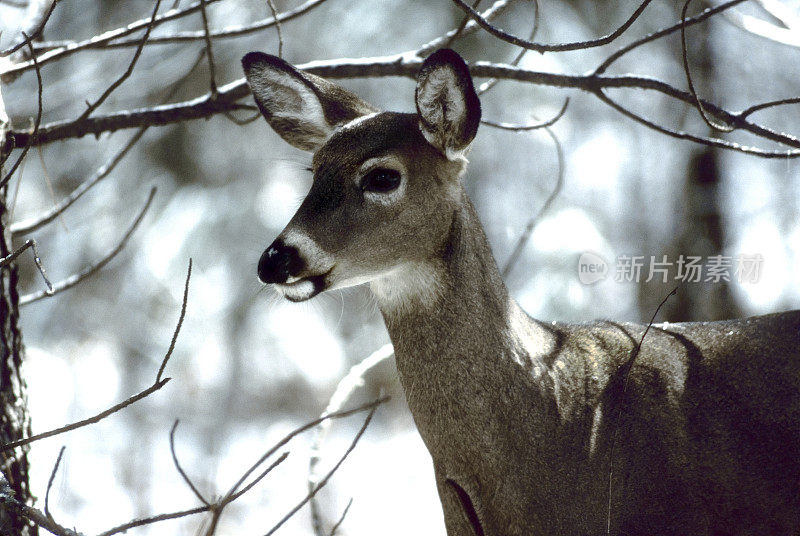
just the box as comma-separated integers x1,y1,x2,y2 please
360,168,401,193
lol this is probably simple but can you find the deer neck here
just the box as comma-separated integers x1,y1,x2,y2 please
369,189,559,415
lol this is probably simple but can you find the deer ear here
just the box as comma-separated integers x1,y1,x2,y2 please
242,52,377,152
415,49,481,160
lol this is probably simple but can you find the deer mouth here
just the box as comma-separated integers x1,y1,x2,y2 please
274,273,329,302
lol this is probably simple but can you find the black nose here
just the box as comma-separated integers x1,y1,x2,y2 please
258,239,305,284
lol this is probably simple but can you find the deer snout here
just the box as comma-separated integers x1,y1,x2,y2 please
257,239,305,284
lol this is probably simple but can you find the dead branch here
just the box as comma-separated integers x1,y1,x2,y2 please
1,0,226,77
680,0,733,132
267,401,381,536
309,344,393,535
500,121,565,279
482,96,568,131
199,0,218,94
594,0,747,74
98,398,387,536
0,254,189,452
19,186,156,305
76,0,163,122
10,127,147,236
0,238,53,293
1,0,329,79
1,36,42,188
0,0,60,57
450,0,653,52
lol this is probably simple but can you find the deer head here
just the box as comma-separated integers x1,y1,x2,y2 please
243,49,481,306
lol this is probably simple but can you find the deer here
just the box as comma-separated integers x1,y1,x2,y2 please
241,48,800,536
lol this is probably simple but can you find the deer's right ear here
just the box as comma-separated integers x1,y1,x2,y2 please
242,52,376,152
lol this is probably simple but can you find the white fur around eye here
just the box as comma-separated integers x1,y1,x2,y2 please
356,157,407,206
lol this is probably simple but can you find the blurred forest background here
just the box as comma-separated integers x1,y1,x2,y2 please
0,0,798,534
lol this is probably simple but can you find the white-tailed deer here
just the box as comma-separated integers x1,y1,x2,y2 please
242,49,800,535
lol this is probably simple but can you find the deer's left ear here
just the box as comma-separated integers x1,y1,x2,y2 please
415,49,481,160
242,52,377,152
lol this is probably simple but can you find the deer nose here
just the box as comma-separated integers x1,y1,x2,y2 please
258,239,305,284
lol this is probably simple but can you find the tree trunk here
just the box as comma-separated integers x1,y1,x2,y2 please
0,85,37,536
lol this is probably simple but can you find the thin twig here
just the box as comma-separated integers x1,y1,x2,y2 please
481,97,568,131
4,0,225,77
11,127,147,236
198,0,217,95
680,0,733,132
1,36,42,189
2,0,328,78
202,452,290,536
157,257,191,383
477,0,539,95
595,88,798,158
0,0,61,57
97,505,209,536
500,123,565,279
417,0,523,57
102,400,385,536
265,0,284,58
443,0,482,49
310,345,393,535
1,252,189,452
450,0,653,52
77,0,163,122
266,403,380,536
0,239,54,293
605,286,679,535
739,96,800,120
593,0,747,75
0,498,82,536
0,381,168,452
328,498,353,536
44,446,66,520
20,187,156,305
169,420,209,506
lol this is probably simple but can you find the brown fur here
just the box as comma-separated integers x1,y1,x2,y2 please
243,49,800,535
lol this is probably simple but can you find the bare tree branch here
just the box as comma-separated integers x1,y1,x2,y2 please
2,0,226,77
0,495,83,536
266,401,380,536
416,0,524,57
1,0,329,79
169,421,210,507
265,0,284,58
44,445,65,520
328,498,352,536
482,97,568,131
501,121,565,279
450,0,653,52
310,345,393,535
1,251,188,452
76,0,163,122
98,398,386,536
1,36,42,189
10,127,147,236
681,0,734,132
8,55,797,156
0,0,60,57
594,0,747,75
20,186,156,305
0,238,54,293
199,0,218,95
